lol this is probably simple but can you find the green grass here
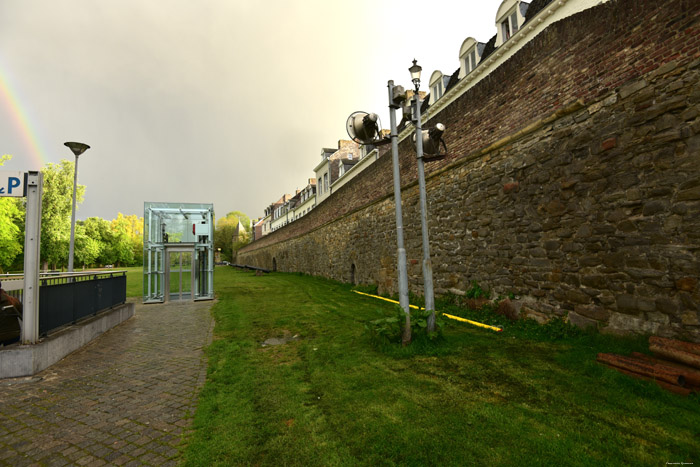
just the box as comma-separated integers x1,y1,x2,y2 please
182,268,700,465
123,266,143,298
124,266,193,298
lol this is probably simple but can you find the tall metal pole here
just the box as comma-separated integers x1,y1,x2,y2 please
67,153,79,272
413,90,436,332
22,171,43,344
388,80,411,345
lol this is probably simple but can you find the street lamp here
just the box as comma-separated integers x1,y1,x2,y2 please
64,141,90,273
344,59,446,340
409,59,422,90
408,59,437,333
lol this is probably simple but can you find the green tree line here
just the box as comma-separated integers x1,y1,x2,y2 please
0,156,252,272
0,157,144,272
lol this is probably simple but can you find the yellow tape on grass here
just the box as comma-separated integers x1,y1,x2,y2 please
351,290,503,332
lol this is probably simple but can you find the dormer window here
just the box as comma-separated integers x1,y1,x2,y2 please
429,70,451,105
501,10,518,40
466,49,477,73
458,37,486,79
496,1,528,47
432,81,443,100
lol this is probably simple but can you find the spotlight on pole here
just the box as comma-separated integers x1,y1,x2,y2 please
412,123,447,161
346,111,384,145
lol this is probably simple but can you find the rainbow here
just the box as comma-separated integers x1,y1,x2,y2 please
0,63,47,170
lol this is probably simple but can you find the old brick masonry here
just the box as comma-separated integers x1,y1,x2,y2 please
240,0,700,341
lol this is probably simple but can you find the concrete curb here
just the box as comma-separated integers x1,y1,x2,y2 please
0,302,134,379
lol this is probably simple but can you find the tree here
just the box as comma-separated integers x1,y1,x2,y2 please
76,214,144,267
225,211,251,231
109,214,134,267
83,217,114,266
74,223,101,268
0,155,23,271
40,160,85,270
214,211,251,262
214,219,236,262
111,213,144,265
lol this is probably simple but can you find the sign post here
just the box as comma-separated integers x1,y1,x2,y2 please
1,170,42,344
21,171,42,344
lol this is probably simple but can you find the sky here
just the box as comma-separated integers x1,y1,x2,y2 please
0,0,504,222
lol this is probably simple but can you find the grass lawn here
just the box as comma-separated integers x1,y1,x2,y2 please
182,268,699,465
124,266,192,298
123,266,144,298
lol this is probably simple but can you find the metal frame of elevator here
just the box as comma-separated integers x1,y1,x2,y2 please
143,202,214,303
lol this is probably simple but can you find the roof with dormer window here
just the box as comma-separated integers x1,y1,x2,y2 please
444,67,461,93
523,0,553,24
480,34,498,61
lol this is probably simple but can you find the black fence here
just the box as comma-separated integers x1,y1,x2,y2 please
39,271,127,335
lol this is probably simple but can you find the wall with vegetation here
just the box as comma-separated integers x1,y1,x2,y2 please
239,0,700,341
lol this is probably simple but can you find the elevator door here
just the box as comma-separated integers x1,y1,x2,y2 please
165,248,193,301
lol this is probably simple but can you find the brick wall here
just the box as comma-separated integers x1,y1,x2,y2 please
240,0,700,340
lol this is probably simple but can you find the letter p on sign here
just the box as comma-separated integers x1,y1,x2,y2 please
0,171,26,197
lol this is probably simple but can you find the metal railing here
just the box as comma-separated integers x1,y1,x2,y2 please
1,273,24,303
1,270,127,337
39,271,127,335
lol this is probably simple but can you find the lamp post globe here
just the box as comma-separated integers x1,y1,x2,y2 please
64,142,90,273
409,59,422,92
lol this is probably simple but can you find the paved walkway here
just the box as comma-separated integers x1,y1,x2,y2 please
0,299,214,466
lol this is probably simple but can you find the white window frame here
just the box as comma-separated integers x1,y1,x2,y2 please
432,81,443,100
501,7,519,43
464,48,479,74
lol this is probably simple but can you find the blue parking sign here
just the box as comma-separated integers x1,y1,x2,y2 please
0,171,26,197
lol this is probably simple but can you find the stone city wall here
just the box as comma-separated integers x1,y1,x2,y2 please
240,0,700,341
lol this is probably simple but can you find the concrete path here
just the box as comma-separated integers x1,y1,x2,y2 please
0,299,214,466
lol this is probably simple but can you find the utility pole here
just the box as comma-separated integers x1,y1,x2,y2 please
388,80,411,344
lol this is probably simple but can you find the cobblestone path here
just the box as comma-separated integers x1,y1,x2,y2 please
0,299,214,466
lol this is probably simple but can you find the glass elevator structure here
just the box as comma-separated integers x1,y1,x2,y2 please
143,202,214,303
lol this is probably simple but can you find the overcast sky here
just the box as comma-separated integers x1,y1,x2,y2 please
1,0,503,221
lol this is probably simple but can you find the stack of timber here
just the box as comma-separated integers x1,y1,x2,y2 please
597,336,700,396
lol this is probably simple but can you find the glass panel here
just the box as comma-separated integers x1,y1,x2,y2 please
169,252,180,295
502,20,510,40
181,252,192,295
143,247,165,302
156,248,164,300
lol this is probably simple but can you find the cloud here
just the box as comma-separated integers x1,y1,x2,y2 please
0,0,502,221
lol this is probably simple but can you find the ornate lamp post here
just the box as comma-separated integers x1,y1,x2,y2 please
408,59,437,332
